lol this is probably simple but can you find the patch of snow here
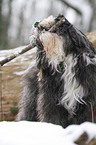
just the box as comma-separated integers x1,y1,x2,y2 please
0,121,96,145
13,71,26,76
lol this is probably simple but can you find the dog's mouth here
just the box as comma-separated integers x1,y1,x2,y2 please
30,15,70,67
39,31,64,66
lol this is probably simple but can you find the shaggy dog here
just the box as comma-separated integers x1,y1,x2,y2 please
16,15,96,128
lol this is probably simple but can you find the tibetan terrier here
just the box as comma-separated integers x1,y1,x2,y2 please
16,15,96,128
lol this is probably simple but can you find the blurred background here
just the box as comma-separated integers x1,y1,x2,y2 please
0,0,96,50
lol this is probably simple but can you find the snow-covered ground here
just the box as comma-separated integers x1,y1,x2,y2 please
0,121,96,145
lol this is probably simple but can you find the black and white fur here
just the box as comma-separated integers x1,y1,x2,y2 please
16,15,96,128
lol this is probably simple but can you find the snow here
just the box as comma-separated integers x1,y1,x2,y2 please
0,121,96,145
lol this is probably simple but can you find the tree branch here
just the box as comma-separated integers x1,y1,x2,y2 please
59,0,82,15
0,16,65,66
0,43,36,66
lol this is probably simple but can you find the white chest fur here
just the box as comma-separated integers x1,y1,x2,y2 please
61,54,85,114
40,31,86,113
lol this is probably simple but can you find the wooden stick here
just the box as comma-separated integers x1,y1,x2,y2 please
90,102,94,123
0,43,36,66
37,68,43,81
0,16,65,66
49,17,65,32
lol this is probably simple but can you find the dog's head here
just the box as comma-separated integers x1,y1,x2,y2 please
30,15,95,71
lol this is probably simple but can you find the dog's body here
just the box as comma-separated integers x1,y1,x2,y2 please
17,15,96,128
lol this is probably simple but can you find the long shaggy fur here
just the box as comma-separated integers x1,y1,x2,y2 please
16,15,96,128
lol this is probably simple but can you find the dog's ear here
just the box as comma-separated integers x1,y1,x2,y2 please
62,24,95,55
